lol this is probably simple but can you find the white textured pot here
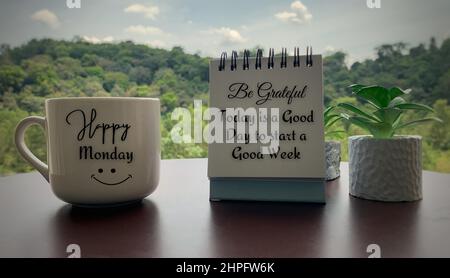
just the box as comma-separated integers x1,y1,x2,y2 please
349,135,422,202
325,140,341,181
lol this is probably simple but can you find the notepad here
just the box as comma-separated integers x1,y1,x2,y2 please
208,48,326,203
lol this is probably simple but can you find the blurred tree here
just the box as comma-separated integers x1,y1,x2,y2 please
161,91,178,113
129,66,153,84
0,65,26,95
434,70,450,101
103,72,129,92
429,99,450,149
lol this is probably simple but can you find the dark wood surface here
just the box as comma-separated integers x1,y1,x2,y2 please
0,159,449,258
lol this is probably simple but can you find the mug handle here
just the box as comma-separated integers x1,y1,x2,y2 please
14,116,49,182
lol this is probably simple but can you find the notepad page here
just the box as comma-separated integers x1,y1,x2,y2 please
208,55,325,178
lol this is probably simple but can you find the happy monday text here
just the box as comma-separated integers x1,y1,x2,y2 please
65,108,134,163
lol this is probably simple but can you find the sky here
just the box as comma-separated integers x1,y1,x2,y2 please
0,0,449,64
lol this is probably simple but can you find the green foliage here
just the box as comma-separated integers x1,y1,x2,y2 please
103,72,129,92
84,66,104,77
0,38,449,174
428,99,450,149
129,66,153,85
323,106,345,139
0,65,26,95
161,91,179,113
338,84,442,138
0,108,44,174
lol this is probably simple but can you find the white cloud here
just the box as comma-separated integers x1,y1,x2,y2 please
124,4,159,19
324,45,336,52
125,25,163,35
82,36,114,44
209,27,247,45
275,12,298,22
146,40,166,48
31,9,60,29
275,1,312,24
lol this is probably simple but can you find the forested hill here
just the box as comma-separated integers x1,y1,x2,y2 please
1,37,449,110
323,37,450,105
0,39,210,113
0,37,449,174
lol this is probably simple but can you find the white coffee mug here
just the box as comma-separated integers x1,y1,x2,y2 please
15,97,160,206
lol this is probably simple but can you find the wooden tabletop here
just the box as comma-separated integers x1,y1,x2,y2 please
0,159,449,258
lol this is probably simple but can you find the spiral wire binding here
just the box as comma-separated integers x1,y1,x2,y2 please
219,47,314,71
219,52,227,71
268,48,275,69
281,47,287,68
231,51,238,71
243,50,250,70
255,49,263,69
306,46,313,67
293,47,300,67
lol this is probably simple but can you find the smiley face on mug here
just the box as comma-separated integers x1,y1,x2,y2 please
91,167,133,186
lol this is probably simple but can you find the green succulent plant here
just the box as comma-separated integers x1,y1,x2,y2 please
324,105,345,137
337,84,442,139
